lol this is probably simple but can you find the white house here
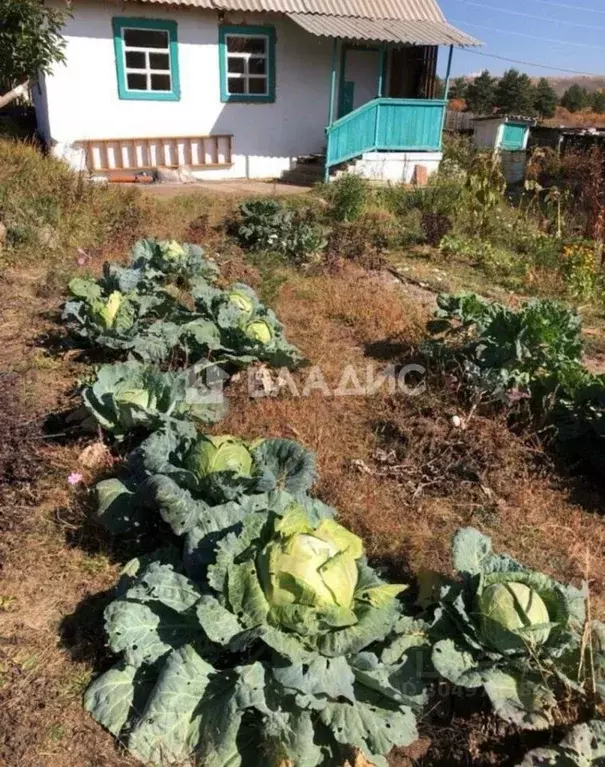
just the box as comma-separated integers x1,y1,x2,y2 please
34,0,480,183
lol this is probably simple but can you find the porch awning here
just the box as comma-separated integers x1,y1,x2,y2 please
287,13,481,46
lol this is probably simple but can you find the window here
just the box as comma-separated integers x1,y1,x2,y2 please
113,17,180,101
219,25,275,103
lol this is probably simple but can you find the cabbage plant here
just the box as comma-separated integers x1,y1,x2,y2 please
63,276,173,354
518,720,605,766
215,299,307,369
95,427,317,534
430,528,588,730
82,361,227,440
129,238,220,291
84,502,429,766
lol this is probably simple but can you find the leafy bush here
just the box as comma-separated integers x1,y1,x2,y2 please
426,291,605,475
94,426,317,534
465,154,507,238
233,199,326,263
431,528,589,730
84,499,429,767
323,173,371,222
81,360,226,440
561,241,600,302
426,292,583,398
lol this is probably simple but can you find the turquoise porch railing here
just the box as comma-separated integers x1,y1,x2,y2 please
325,98,447,172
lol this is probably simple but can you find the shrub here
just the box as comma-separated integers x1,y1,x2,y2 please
323,173,371,222
325,213,395,271
232,198,326,264
561,241,599,302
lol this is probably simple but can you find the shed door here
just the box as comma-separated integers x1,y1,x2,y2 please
501,123,527,150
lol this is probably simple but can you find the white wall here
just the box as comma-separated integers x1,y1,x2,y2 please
345,49,380,112
350,151,443,183
42,0,337,179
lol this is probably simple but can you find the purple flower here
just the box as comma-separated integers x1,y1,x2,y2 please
67,472,84,486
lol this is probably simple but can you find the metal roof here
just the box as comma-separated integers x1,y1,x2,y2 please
287,13,480,45
124,0,481,45
133,0,444,22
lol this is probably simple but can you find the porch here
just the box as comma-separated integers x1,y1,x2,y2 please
284,14,480,182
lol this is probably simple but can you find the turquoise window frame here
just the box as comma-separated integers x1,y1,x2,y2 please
219,25,276,104
113,17,181,102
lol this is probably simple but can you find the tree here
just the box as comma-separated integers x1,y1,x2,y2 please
465,70,497,115
560,84,590,113
448,76,468,101
591,90,605,114
533,78,558,119
494,69,536,116
0,0,69,108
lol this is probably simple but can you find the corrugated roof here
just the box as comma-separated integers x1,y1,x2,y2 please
287,13,480,45
123,0,481,45
133,0,445,22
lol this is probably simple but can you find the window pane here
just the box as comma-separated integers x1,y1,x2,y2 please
248,77,267,95
127,72,148,91
125,51,146,69
124,28,169,49
228,77,245,94
226,35,266,55
149,52,170,70
151,73,172,91
227,57,245,74
248,57,266,75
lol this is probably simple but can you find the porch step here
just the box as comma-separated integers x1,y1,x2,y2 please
280,155,326,187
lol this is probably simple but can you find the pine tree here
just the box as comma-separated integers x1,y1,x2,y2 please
561,84,590,113
533,78,558,119
494,69,536,116
591,90,605,114
465,70,496,115
448,76,468,101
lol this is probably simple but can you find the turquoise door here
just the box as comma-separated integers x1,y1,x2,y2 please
337,47,381,118
500,123,527,150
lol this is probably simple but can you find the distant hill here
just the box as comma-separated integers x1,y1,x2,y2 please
460,73,605,96
544,76,605,97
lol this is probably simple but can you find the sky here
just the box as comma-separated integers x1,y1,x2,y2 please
436,0,605,79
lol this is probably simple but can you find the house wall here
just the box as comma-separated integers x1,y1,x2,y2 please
43,0,337,179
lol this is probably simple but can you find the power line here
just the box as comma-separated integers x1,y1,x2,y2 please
458,48,604,77
523,0,605,15
452,0,605,32
449,18,605,50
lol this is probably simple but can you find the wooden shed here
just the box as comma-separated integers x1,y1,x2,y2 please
472,116,536,183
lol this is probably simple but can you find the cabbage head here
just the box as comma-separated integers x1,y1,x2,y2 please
185,435,253,480
258,512,366,632
477,581,551,653
228,287,255,316
114,388,158,412
159,240,188,262
91,291,127,330
245,319,273,345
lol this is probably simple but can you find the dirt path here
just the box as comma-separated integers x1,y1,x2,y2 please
1,262,605,766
